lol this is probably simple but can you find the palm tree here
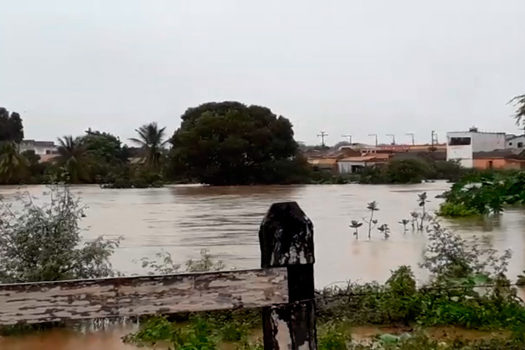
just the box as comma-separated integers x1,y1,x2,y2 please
56,136,89,183
129,122,167,170
510,94,525,127
0,142,28,184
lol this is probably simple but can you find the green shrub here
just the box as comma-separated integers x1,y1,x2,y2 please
437,202,479,217
318,323,350,350
386,159,431,184
172,317,217,350
219,320,249,342
0,185,118,283
381,266,421,324
123,316,174,345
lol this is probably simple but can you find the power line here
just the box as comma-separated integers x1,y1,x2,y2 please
341,134,352,144
431,130,439,146
317,131,328,147
386,134,396,145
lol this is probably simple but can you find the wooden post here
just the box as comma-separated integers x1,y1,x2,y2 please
259,202,317,350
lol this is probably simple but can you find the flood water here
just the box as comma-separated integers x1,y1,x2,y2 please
1,182,525,349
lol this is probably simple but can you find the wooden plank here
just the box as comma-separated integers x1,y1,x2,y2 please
0,268,288,325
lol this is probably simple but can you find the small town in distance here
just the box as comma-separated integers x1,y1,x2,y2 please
303,127,525,175
20,126,525,176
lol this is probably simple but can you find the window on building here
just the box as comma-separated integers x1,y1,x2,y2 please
518,142,523,148
509,142,513,146
449,137,471,146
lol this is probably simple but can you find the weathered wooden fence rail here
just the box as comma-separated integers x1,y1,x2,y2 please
0,202,317,350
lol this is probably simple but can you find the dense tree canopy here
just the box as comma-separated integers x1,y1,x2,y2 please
0,107,24,143
83,129,129,164
169,101,308,185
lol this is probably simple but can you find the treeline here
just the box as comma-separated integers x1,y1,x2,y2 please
0,102,312,186
0,113,167,187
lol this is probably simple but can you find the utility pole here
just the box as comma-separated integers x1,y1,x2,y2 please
431,130,438,146
317,131,328,147
386,134,396,145
341,134,352,144
406,133,415,145
368,133,378,146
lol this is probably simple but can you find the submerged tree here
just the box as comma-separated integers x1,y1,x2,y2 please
0,185,119,282
417,192,429,231
399,219,410,233
349,220,363,239
377,224,390,239
364,201,379,239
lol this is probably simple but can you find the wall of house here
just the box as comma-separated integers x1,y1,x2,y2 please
446,132,473,167
472,133,506,152
19,142,57,156
447,131,506,168
474,158,525,170
507,135,525,150
338,161,368,174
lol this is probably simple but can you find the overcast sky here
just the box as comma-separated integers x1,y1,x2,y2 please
1,0,525,146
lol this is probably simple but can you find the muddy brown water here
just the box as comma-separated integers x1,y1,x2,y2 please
1,182,525,349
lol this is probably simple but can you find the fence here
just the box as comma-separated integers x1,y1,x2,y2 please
0,201,317,350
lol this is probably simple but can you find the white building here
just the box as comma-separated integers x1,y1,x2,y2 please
18,140,57,156
446,128,506,168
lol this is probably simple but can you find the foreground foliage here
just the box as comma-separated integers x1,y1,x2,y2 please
0,185,118,283
126,219,525,349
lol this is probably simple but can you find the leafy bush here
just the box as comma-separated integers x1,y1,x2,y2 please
123,316,174,345
219,320,249,342
318,323,350,350
439,170,525,216
386,159,431,184
0,185,119,283
438,202,479,217
381,266,420,324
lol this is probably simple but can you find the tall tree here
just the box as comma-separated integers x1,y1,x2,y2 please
510,94,525,128
169,101,307,185
56,136,90,183
129,122,167,171
0,108,24,143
